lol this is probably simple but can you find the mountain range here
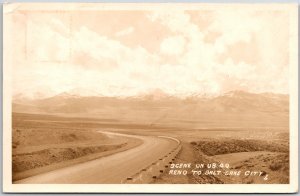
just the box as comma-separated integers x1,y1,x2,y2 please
12,90,289,128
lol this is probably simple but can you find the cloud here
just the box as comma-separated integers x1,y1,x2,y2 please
13,9,290,97
27,17,70,62
147,9,290,95
160,35,185,55
72,26,159,70
115,26,135,37
209,10,260,46
17,22,162,96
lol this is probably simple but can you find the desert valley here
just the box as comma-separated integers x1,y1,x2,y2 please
12,90,289,184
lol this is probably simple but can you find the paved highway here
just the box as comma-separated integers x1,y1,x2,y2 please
15,131,178,184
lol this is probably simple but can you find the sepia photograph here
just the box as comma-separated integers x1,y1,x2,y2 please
2,2,298,193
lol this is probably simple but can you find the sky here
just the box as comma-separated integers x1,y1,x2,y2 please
10,6,291,98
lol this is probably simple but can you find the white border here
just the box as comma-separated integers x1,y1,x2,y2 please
2,3,298,193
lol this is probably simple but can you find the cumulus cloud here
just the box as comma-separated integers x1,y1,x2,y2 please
13,8,291,97
27,17,70,62
148,9,290,95
160,35,185,55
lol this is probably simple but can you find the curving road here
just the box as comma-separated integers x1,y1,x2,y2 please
15,131,178,184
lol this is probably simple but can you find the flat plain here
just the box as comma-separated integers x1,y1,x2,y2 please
12,108,289,184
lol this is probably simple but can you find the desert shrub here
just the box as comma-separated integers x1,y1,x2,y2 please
260,171,267,176
12,141,20,149
269,162,282,171
268,153,289,172
246,179,254,184
191,139,288,156
12,143,125,173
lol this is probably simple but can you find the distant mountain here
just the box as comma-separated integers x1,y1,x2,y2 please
12,90,289,128
210,90,289,113
63,88,103,97
13,88,102,103
135,88,174,101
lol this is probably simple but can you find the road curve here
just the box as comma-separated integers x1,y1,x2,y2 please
15,131,178,184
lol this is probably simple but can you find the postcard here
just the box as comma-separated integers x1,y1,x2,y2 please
2,3,298,193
